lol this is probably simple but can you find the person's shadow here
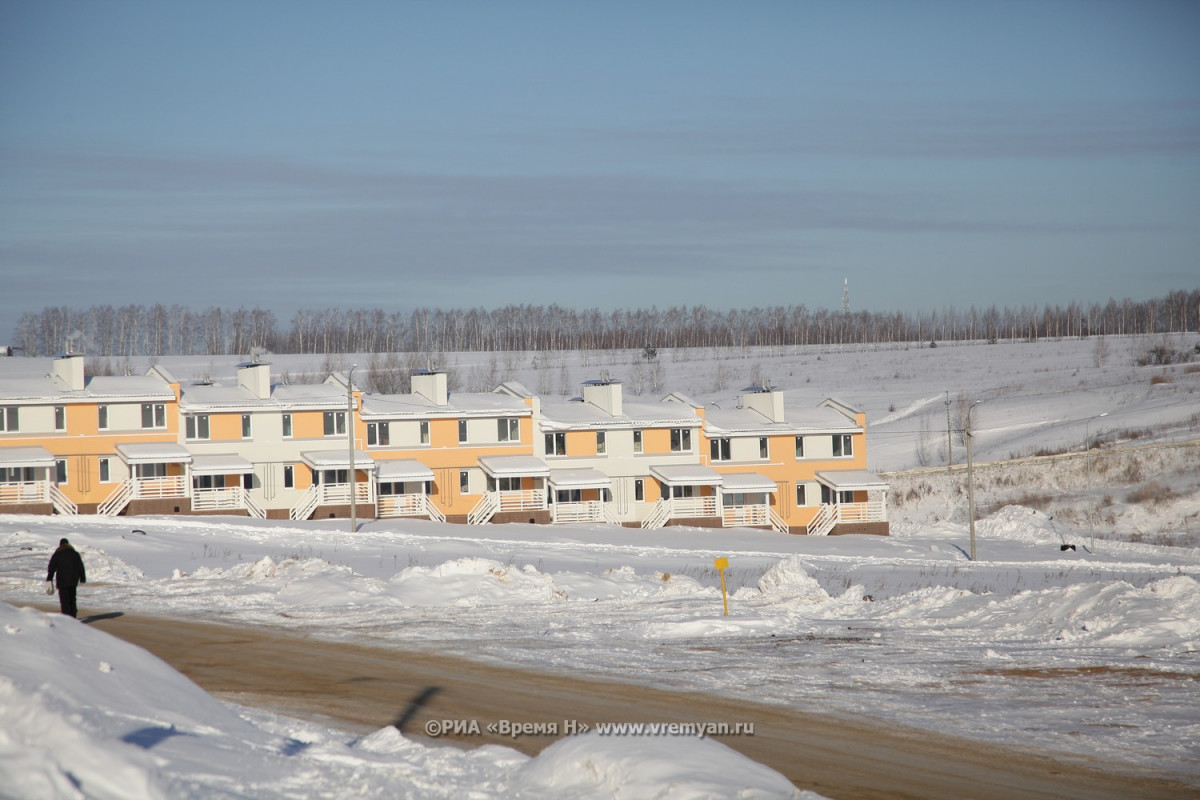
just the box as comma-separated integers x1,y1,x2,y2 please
80,612,124,624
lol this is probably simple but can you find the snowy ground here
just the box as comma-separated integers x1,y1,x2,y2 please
2,333,1198,797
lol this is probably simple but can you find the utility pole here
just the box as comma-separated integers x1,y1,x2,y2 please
945,391,952,469
348,364,357,533
965,401,981,561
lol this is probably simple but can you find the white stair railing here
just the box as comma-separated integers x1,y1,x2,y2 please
98,480,134,517
243,490,267,520
289,484,321,521
808,503,837,536
641,498,672,530
424,496,446,523
49,484,78,516
467,492,500,525
768,507,790,534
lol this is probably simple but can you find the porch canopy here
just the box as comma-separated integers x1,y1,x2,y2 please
816,470,889,492
0,446,55,469
190,453,253,476
548,468,611,491
375,459,435,482
115,443,192,466
479,455,549,479
650,464,723,487
719,473,778,493
301,450,377,472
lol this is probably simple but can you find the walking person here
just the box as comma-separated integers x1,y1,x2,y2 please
46,538,86,618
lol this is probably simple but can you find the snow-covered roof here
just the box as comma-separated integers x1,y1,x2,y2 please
718,472,778,493
361,391,530,419
816,470,889,491
116,443,192,464
539,398,701,431
375,458,435,482
650,464,723,486
0,446,55,469
478,455,550,478
190,453,253,475
548,468,612,489
0,374,173,404
300,450,376,471
180,381,345,411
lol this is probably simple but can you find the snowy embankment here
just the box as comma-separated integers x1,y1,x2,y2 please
2,504,1198,796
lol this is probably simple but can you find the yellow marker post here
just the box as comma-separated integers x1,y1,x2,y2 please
714,557,729,616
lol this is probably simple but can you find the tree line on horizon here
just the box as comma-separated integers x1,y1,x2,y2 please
10,289,1198,359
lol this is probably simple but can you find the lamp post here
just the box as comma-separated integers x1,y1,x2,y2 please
1086,412,1108,551
348,364,357,533
965,401,982,561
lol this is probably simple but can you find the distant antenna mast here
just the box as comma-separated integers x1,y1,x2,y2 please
842,278,850,315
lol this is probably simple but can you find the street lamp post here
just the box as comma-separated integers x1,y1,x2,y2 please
965,401,982,561
348,364,357,533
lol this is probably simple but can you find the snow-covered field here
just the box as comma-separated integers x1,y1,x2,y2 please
2,333,1198,797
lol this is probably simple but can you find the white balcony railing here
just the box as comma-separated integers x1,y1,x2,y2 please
0,481,49,504
551,500,608,524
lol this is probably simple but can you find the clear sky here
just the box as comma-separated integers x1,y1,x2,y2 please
2,1,1197,340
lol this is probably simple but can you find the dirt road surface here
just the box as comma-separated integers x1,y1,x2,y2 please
49,610,1194,800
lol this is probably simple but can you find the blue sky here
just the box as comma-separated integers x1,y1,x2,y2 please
2,1,1197,340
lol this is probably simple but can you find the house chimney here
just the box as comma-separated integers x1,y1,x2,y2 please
411,371,449,406
54,353,85,391
583,378,622,416
238,361,272,399
743,386,785,423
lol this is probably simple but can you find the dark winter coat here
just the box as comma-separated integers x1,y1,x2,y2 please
47,544,86,588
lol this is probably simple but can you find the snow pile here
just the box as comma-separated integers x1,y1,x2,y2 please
390,557,568,606
0,603,813,799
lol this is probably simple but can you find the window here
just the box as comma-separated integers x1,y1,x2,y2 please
98,405,108,430
459,470,470,494
555,489,582,504
241,415,252,438
710,438,731,462
596,431,606,455
497,477,520,492
282,414,292,438
99,457,111,483
545,432,566,456
458,419,468,444
833,434,853,458
419,420,430,444
135,463,167,479
141,403,166,429
795,436,804,458
498,418,519,443
670,428,691,452
0,406,18,433
55,459,67,484
0,466,34,483
367,422,390,447
759,437,769,459
632,430,643,453
283,465,294,489
54,406,66,431
796,484,807,506
634,478,644,502
243,473,254,490
186,415,210,440
323,411,346,436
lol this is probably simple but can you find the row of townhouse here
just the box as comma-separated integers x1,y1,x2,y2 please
0,354,889,535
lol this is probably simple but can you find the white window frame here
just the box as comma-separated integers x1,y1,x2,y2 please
459,470,471,494
498,418,519,443
833,434,853,458
99,457,111,483
0,407,18,433
545,432,566,457
323,411,346,437
419,420,430,444
710,438,731,462
670,428,692,453
54,406,66,432
98,405,109,430
632,429,643,453
596,431,606,455
186,414,211,441
759,437,769,459
282,413,292,438
796,484,807,506
55,459,67,485
367,421,390,447
141,403,166,429
241,414,252,439
283,464,294,489
458,419,469,444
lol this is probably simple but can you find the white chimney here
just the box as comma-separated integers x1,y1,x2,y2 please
583,378,622,416
411,371,449,406
743,387,785,423
54,354,85,391
238,361,272,399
